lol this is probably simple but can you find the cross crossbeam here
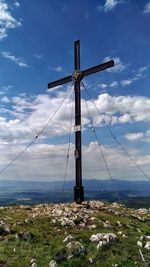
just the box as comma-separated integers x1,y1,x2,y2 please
48,40,114,204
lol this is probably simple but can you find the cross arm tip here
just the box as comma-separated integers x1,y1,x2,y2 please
48,75,72,89
110,59,114,66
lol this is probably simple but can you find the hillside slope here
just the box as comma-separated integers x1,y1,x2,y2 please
0,201,150,267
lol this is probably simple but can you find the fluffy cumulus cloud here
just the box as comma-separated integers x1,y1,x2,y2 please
1,51,28,67
0,90,150,181
87,93,150,126
125,131,150,142
0,0,21,40
125,132,144,141
1,91,150,143
0,140,149,181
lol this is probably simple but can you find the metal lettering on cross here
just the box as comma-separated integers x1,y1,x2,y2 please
48,40,114,204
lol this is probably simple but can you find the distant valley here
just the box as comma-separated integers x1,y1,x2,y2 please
0,179,150,208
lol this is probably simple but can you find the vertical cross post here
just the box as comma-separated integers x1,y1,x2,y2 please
74,40,84,204
48,40,114,204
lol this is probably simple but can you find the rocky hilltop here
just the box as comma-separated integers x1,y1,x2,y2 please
0,201,150,267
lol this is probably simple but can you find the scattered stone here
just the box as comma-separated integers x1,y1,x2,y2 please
117,221,122,227
31,258,37,267
90,233,117,248
0,200,149,266
15,231,34,241
103,222,112,229
144,242,150,250
49,260,57,267
117,231,122,235
90,217,96,221
137,241,143,247
67,255,73,260
89,257,93,263
31,259,36,264
61,218,75,227
137,235,150,249
138,208,148,215
0,221,11,236
63,235,74,242
122,234,127,238
87,224,97,230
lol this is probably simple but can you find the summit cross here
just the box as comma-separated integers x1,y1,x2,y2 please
48,40,114,204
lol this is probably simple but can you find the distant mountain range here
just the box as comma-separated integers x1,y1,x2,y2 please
0,178,150,193
0,179,150,207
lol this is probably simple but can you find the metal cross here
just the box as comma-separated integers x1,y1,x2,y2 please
48,40,114,204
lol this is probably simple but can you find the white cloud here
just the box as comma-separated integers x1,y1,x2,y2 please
1,51,28,68
51,66,63,72
125,130,150,143
97,0,123,13
0,91,150,147
0,140,149,181
0,85,13,95
98,83,107,89
104,0,119,12
97,81,118,90
56,66,63,72
1,95,10,103
120,64,150,87
0,90,150,181
87,93,150,126
121,79,133,86
104,57,127,73
125,132,144,141
0,0,21,40
14,1,20,8
143,1,150,14
110,81,118,87
34,54,44,59
138,66,149,73
47,85,64,93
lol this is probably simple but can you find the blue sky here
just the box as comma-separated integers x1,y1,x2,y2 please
0,0,150,182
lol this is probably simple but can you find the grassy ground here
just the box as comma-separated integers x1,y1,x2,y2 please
0,203,150,267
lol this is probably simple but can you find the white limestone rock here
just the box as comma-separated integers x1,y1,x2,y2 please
90,233,117,248
137,241,143,247
49,260,57,267
87,224,97,230
144,242,150,250
63,235,74,242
